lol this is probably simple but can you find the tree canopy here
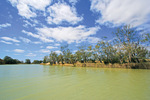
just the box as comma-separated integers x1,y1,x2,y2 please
44,25,149,65
25,59,31,64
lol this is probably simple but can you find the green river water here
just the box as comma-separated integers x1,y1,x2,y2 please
0,64,150,100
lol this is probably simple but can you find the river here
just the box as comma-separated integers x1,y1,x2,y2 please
0,64,150,100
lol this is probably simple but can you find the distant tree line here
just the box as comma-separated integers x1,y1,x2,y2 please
0,56,43,64
43,25,150,65
32,60,43,64
0,56,23,64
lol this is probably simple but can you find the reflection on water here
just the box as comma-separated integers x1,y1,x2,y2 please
0,64,150,100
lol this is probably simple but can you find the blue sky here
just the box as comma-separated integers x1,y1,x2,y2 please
0,0,150,62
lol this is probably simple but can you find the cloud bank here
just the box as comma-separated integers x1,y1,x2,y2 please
90,0,150,27
23,25,100,44
46,2,83,24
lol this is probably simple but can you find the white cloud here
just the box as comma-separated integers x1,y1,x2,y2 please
87,37,101,43
22,30,54,43
17,3,37,19
90,0,150,27
22,30,39,38
54,50,62,54
0,40,12,44
9,0,52,19
1,37,20,43
36,25,100,44
23,20,35,27
26,53,36,57
69,0,79,5
40,49,50,53
55,43,60,46
46,46,58,49
23,19,39,27
46,2,83,24
23,25,99,44
33,41,42,44
0,23,11,29
39,49,61,54
14,49,25,53
19,36,42,44
19,37,31,43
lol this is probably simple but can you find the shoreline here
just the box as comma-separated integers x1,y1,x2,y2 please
40,62,150,69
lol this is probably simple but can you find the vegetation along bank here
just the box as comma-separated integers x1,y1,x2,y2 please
42,25,150,69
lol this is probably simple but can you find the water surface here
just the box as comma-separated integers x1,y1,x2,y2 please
0,64,150,100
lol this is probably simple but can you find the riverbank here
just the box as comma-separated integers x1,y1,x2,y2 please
40,62,150,69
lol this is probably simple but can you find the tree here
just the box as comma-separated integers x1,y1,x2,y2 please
75,50,82,62
114,25,148,63
78,46,89,63
42,25,149,65
0,58,4,64
70,54,76,64
43,56,49,63
57,53,64,64
94,41,107,63
49,51,58,64
32,60,43,64
3,56,14,64
60,45,74,63
65,49,72,63
94,41,118,64
25,59,31,64
142,33,150,44
87,45,93,62
3,56,22,64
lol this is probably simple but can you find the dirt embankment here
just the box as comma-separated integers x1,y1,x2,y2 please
41,62,150,69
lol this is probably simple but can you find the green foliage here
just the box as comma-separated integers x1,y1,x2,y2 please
3,56,22,64
25,59,31,64
43,56,49,63
142,33,150,44
32,60,43,64
114,25,148,63
57,53,64,64
0,59,4,64
75,50,82,62
43,25,149,65
61,45,72,63
49,51,58,64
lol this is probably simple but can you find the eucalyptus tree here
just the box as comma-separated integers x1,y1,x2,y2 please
78,46,89,63
87,45,93,61
75,50,82,62
70,54,76,64
32,60,43,64
114,25,148,63
57,53,64,64
61,45,71,63
142,33,150,44
3,56,13,64
49,51,58,64
0,58,4,64
93,43,102,62
25,59,31,64
43,56,49,63
66,49,72,63
94,41,107,63
95,41,117,63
